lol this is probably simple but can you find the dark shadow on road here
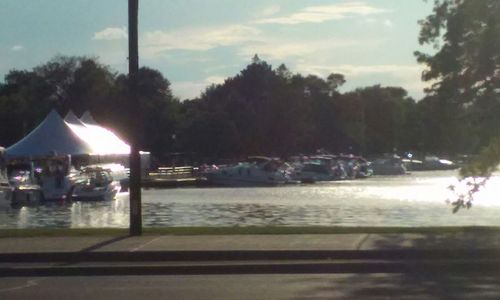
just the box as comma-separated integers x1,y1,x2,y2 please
79,235,131,252
288,272,500,299
368,231,500,250
288,232,500,299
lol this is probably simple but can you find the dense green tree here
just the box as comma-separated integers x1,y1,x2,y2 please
111,67,180,157
415,0,500,154
333,92,365,152
0,54,424,163
416,0,500,210
0,70,53,145
342,86,418,154
0,56,179,159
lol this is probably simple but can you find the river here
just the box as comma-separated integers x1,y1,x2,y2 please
1,170,500,228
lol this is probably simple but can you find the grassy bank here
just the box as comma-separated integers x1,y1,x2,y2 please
1,226,500,238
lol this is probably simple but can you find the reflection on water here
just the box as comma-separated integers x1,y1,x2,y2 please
1,170,500,228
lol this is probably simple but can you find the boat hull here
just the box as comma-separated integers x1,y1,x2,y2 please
205,174,285,187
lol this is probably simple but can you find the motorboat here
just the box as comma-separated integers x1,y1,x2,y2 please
293,162,337,182
370,154,408,175
401,155,458,171
203,158,293,186
0,168,12,208
402,158,424,171
71,166,120,201
84,163,129,191
6,166,44,206
422,156,458,170
10,184,44,207
292,156,348,182
335,155,374,179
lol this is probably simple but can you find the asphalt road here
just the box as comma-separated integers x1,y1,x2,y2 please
1,273,500,300
2,232,500,299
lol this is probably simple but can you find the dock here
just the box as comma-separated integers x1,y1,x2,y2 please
141,177,208,188
123,166,209,189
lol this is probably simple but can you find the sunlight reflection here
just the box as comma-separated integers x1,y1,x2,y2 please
3,171,500,228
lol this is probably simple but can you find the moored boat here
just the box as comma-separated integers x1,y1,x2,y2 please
0,148,12,208
203,157,293,186
71,166,119,201
370,154,408,175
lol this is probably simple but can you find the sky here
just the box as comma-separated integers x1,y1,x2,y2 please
0,0,435,100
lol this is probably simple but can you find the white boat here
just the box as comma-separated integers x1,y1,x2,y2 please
40,174,74,201
7,160,75,202
370,155,408,175
0,170,12,208
335,155,373,179
10,184,44,207
6,165,45,206
292,156,348,182
71,167,119,201
204,158,292,186
422,156,458,170
91,163,129,192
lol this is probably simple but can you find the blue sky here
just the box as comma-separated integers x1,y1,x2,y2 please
0,0,434,100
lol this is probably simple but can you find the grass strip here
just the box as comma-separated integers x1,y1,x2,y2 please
1,226,500,238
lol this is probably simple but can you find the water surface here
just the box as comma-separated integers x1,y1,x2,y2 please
1,171,499,228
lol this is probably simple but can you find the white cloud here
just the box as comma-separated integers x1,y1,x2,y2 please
11,45,24,51
296,64,422,77
171,76,226,100
261,5,281,17
363,18,377,24
238,38,373,60
295,63,428,98
255,2,389,25
383,19,393,27
142,25,261,58
92,27,128,40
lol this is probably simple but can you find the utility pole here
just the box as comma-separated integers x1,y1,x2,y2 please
128,0,142,235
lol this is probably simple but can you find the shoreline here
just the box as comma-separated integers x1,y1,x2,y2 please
2,225,500,238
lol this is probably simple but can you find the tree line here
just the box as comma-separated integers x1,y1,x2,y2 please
0,0,498,164
0,55,425,161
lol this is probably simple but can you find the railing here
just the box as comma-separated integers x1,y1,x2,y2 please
148,166,198,180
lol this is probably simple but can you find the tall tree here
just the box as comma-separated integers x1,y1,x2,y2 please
415,0,500,154
417,0,500,210
112,67,180,157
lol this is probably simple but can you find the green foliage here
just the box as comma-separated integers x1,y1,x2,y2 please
0,56,178,159
111,67,180,157
460,138,500,178
416,0,500,154
0,54,422,162
417,1,500,210
341,86,419,154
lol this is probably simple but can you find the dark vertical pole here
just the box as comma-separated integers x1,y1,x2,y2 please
128,0,142,235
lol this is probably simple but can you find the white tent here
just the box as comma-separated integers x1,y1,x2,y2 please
69,111,130,155
80,111,99,125
6,110,95,158
6,109,132,159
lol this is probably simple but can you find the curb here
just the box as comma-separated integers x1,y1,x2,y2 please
2,260,500,277
1,248,500,263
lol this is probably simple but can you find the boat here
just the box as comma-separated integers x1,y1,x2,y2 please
292,155,351,182
336,155,374,179
10,184,44,207
0,150,12,208
370,154,408,175
6,164,44,206
401,155,458,171
71,166,120,201
84,163,129,192
293,161,344,182
0,181,11,208
422,156,458,170
203,157,293,186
